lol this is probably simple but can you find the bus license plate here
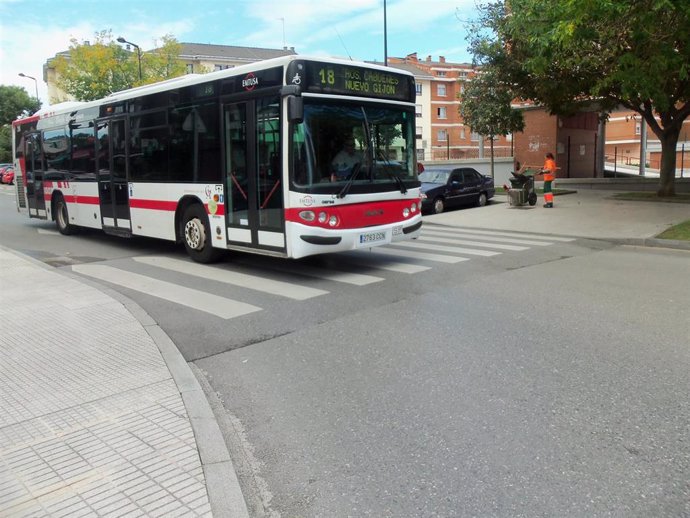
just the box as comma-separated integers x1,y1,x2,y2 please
358,231,388,246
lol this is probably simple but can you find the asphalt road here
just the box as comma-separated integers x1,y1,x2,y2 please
2,187,689,516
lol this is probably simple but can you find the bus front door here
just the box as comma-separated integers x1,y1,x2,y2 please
97,118,131,234
224,99,285,253
25,132,47,219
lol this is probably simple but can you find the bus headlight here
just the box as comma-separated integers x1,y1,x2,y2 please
299,210,315,222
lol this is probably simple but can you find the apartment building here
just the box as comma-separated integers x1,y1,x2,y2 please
388,53,512,162
605,109,690,173
43,43,296,104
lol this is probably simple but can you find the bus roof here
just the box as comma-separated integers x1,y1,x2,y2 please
16,55,416,123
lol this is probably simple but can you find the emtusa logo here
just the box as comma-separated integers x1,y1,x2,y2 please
242,72,259,91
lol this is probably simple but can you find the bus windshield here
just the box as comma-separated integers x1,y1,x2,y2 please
291,100,417,193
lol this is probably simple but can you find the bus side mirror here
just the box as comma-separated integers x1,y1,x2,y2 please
288,96,303,124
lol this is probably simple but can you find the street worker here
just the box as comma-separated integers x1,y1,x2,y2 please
541,152,557,208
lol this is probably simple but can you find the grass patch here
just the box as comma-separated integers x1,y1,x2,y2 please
656,220,690,241
611,192,690,203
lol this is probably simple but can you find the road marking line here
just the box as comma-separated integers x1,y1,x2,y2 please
72,264,261,319
424,226,575,242
390,241,500,257
286,265,384,285
421,228,553,247
345,253,431,273
367,248,470,263
417,235,529,251
134,256,328,300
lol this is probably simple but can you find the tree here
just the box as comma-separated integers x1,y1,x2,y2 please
53,31,185,101
460,69,524,177
472,0,690,196
0,85,41,162
0,85,41,124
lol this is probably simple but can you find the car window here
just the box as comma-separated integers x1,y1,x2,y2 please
449,172,462,183
419,170,450,184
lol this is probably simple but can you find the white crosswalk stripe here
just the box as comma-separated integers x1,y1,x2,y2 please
363,247,470,263
425,225,575,242
421,228,555,247
267,263,385,285
417,235,529,251
134,256,328,300
390,240,500,257
72,264,261,319
344,254,432,273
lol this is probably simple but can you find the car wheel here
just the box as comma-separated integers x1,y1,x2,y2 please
182,204,223,263
477,192,488,207
55,194,78,235
432,197,445,214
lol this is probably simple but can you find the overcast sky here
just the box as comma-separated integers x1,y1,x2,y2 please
0,0,478,106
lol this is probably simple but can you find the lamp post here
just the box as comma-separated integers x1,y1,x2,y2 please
383,0,388,66
117,36,142,81
18,73,39,100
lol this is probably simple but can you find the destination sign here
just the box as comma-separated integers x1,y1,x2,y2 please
288,61,414,102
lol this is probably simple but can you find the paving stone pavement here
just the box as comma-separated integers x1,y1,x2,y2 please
0,248,247,517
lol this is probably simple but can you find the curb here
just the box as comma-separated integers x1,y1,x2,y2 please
2,247,249,518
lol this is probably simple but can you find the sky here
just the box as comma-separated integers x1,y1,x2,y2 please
0,0,479,106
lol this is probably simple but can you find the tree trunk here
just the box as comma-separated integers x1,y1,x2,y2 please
657,129,679,197
490,137,495,178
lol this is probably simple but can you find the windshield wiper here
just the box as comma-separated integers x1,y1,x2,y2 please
337,162,362,198
375,149,407,194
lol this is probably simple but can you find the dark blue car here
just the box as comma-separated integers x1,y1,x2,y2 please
419,167,495,214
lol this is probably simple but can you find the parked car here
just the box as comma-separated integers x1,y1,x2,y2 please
419,167,495,214
0,165,15,185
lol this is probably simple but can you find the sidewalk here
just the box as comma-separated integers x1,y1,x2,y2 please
0,249,248,517
426,189,690,249
1,189,688,518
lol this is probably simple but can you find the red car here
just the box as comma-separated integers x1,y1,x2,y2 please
0,165,15,185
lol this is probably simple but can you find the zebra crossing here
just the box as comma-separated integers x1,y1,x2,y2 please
70,226,575,320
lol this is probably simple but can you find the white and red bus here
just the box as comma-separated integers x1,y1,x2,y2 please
12,56,422,262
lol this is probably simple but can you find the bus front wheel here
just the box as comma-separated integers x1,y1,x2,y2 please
182,204,223,263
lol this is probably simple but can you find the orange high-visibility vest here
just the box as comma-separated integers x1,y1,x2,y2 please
543,158,557,182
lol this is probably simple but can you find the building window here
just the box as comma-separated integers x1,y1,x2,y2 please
460,127,466,140
437,129,448,141
470,131,480,142
417,148,425,161
437,107,447,119
186,63,194,74
415,104,423,118
437,84,447,96
415,83,422,95
416,126,423,139
635,122,641,135
437,71,446,77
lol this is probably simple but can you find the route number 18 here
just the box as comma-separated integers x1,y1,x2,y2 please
319,68,335,85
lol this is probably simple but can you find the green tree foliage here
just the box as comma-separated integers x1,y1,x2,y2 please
0,85,41,162
54,31,185,101
472,0,690,196
460,69,524,177
0,85,41,125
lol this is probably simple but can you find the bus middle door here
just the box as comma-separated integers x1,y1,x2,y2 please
97,118,131,234
24,132,47,219
223,98,285,253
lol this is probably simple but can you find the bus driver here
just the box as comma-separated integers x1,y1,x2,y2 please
330,136,362,181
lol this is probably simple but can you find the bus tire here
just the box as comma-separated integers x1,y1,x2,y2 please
182,204,223,263
55,194,78,235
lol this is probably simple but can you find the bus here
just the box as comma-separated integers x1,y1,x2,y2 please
12,56,422,262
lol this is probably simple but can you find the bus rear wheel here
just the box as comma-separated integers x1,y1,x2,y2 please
182,204,223,263
55,194,77,235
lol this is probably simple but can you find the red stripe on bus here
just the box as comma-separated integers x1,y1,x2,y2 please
129,199,179,211
66,195,100,205
285,199,420,229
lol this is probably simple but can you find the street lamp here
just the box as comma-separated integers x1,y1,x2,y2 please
117,36,142,81
18,72,39,100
